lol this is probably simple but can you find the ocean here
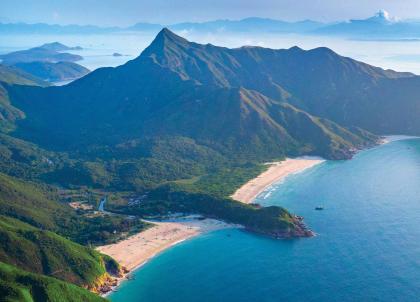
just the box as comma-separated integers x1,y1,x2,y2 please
109,137,420,302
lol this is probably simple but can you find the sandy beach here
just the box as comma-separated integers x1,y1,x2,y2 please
97,216,237,274
96,157,323,294
231,157,324,204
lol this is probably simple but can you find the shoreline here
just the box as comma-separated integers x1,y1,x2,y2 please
96,157,325,296
96,216,239,296
231,157,325,204
95,139,416,297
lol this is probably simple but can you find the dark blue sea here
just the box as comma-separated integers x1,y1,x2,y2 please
110,137,420,302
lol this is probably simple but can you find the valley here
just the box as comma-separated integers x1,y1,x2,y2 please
1,27,420,301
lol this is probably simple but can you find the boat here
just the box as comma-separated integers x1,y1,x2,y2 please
315,206,324,210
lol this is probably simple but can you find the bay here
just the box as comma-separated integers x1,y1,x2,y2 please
110,137,420,302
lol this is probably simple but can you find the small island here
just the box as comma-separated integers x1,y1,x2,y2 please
39,42,83,51
0,42,89,82
0,42,83,64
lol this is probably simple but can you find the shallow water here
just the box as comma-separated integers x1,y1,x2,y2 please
109,138,420,302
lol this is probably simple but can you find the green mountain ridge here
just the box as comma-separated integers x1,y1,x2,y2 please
3,28,420,301
140,29,420,135
0,64,47,132
0,262,107,302
5,29,376,161
0,215,115,287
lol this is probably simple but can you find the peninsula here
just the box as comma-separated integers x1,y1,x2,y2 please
96,157,324,294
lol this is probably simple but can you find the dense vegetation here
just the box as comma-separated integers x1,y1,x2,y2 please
0,172,151,297
0,262,107,302
0,215,117,286
181,163,266,197
0,30,379,195
107,162,312,237
111,184,310,237
0,133,60,179
6,28,420,300
0,64,47,131
0,173,147,245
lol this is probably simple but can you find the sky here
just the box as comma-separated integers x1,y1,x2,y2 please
1,0,420,26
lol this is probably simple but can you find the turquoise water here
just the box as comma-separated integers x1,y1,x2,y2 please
110,138,420,302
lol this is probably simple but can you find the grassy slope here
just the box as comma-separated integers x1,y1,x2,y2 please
0,64,47,86
0,262,107,302
145,29,420,136
0,64,47,132
0,215,117,287
0,171,154,298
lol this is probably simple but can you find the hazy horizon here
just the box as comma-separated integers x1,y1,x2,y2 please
2,0,420,27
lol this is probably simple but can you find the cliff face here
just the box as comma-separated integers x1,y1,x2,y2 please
0,262,107,302
88,273,118,295
88,255,127,294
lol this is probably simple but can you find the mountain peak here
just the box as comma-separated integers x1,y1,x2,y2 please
138,27,192,61
367,10,395,23
158,27,175,36
155,27,189,43
376,10,391,20
289,46,304,52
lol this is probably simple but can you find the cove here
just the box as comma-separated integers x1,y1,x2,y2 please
110,137,420,302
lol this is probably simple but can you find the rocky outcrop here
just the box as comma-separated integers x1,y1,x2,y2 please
247,215,314,239
88,258,128,295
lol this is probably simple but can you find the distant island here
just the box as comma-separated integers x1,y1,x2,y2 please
38,41,83,51
0,42,83,64
0,42,89,83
